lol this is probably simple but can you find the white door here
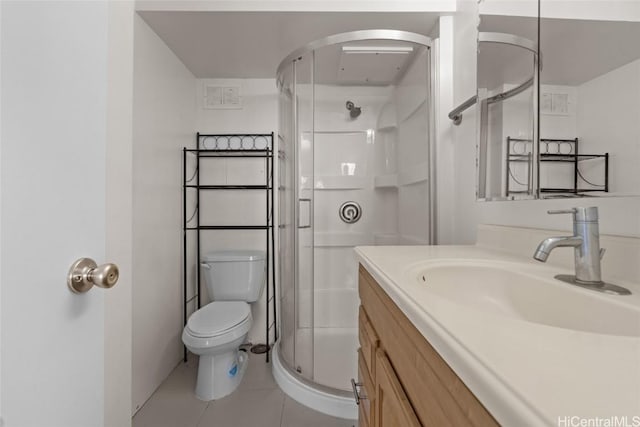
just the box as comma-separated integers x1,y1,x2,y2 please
1,2,132,426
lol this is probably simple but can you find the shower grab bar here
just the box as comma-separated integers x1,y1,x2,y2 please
449,31,538,126
448,76,534,126
448,95,477,125
297,198,312,229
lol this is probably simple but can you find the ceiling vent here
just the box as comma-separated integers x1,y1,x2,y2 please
204,85,242,109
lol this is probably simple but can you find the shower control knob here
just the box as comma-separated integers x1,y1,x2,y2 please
67,258,120,294
339,201,362,224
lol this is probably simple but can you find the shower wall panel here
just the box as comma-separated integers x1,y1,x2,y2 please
310,85,389,391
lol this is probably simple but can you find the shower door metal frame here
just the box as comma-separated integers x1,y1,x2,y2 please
292,52,317,377
276,29,435,398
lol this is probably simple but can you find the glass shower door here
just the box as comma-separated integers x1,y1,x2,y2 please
275,30,434,416
277,51,315,379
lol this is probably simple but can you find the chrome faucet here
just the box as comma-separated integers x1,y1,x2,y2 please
533,207,631,295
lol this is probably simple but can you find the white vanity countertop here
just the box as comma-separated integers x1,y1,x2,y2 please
355,244,640,427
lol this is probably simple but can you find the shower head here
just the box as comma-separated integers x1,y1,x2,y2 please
346,100,361,119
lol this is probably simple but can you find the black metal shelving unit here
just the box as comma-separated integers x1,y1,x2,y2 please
182,133,277,363
506,137,609,197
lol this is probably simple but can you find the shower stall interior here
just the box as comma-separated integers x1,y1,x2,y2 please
274,30,433,418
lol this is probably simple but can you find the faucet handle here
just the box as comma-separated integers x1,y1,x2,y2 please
547,209,577,215
548,207,598,222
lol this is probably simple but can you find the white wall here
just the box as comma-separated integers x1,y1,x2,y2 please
132,15,196,414
577,59,640,195
446,1,640,245
136,0,457,13
447,0,480,244
435,16,456,244
0,3,4,421
195,78,278,345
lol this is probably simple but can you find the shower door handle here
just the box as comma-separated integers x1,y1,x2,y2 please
298,198,311,229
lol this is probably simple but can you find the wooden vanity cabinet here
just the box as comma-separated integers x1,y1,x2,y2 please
357,349,374,427
357,265,499,427
357,305,378,427
375,348,421,427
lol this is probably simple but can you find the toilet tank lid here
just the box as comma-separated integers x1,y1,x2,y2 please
202,250,266,262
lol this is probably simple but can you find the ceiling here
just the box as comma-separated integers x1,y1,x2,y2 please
480,15,640,87
139,10,640,87
137,11,440,79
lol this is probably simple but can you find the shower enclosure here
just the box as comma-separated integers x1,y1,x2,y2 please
274,30,434,418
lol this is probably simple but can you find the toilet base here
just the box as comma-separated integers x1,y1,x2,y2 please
195,349,249,401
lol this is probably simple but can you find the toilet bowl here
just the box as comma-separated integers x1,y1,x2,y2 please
182,250,266,401
182,301,252,400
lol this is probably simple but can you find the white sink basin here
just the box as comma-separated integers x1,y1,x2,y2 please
412,260,640,337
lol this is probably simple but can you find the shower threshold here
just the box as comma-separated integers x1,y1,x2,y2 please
272,345,358,420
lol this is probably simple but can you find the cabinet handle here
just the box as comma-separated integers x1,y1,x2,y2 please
351,378,367,405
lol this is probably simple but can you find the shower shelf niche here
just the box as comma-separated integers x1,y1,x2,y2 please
377,101,397,130
313,175,369,190
374,174,398,188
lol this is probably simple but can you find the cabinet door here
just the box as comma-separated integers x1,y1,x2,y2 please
359,306,379,380
375,349,421,427
358,349,375,427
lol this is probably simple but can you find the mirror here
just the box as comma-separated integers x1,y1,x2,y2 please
475,1,640,200
538,7,640,198
476,3,539,201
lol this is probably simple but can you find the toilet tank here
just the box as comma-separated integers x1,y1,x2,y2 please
201,250,266,302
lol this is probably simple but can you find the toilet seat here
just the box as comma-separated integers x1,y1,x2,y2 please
186,301,251,338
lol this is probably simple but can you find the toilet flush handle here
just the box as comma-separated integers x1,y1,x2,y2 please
67,258,119,294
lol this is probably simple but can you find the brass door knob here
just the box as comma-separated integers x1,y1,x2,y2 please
67,258,119,294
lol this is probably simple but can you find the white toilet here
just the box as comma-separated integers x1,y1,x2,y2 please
182,250,266,401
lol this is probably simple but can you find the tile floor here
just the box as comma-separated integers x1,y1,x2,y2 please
133,353,357,427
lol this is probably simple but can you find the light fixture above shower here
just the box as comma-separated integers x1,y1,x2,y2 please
341,45,414,54
337,44,414,85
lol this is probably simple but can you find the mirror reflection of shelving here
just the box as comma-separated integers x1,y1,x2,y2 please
506,137,609,198
505,137,533,196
